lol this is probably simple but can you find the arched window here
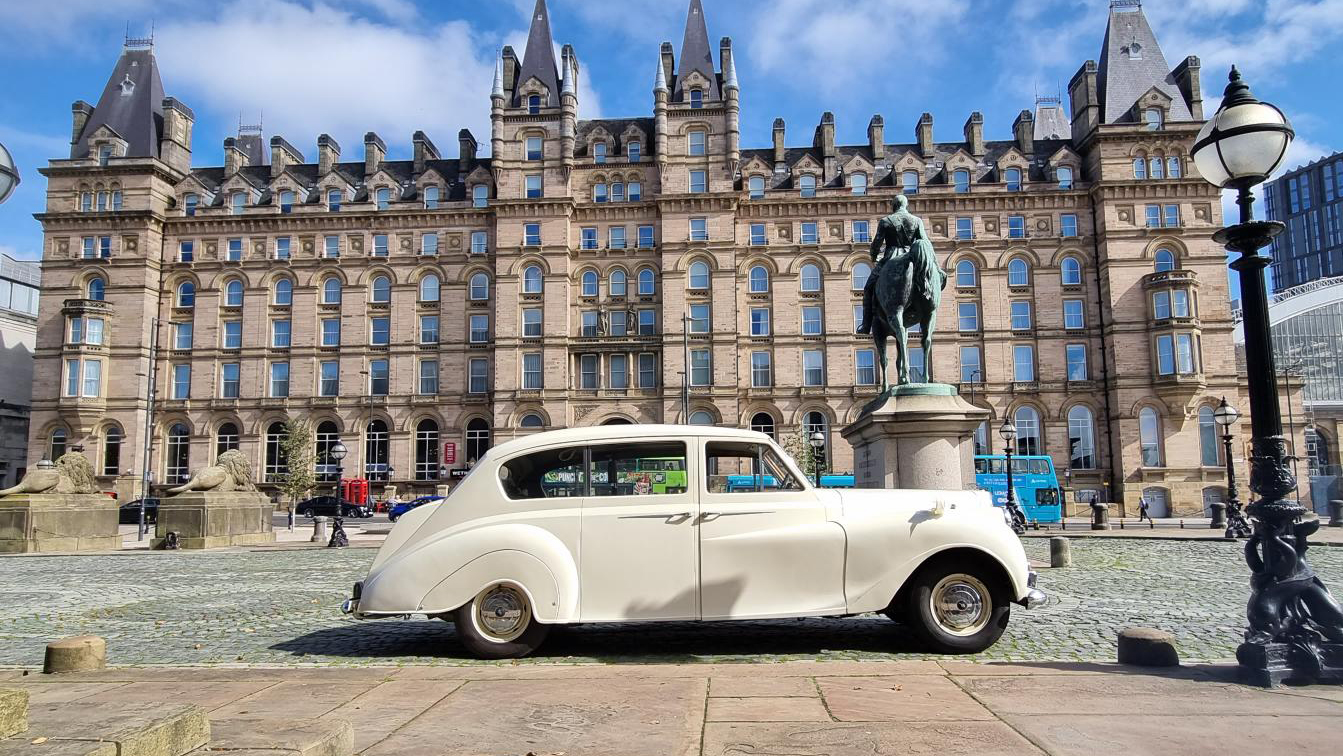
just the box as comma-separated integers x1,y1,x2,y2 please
527,94,541,114
1014,406,1041,456
800,263,822,292
688,261,710,290
472,184,489,208
688,410,715,426
1149,156,1164,179
370,275,391,303
953,169,970,193
165,423,190,484
469,272,490,300
851,262,872,291
48,428,67,461
520,413,544,429
419,274,440,303
748,265,770,293
804,411,830,469
415,419,440,481
1067,406,1096,470
1199,405,1220,466
851,172,867,195
466,418,491,464
1154,248,1176,272
224,279,244,307
901,170,919,194
748,175,765,199
321,277,342,305
1060,257,1082,286
1141,486,1170,517
315,421,339,481
102,425,122,476
638,268,656,295
1057,166,1074,189
273,279,293,305
522,265,543,294
216,422,239,458
1133,157,1147,180
176,281,195,308
1004,167,1022,191
87,276,106,301
750,412,776,439
955,260,977,287
1139,408,1163,466
799,174,816,198
1007,259,1030,287
265,422,287,482
365,420,389,481
609,269,627,297
581,270,598,297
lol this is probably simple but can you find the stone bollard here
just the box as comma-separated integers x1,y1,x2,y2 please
1329,500,1343,528
1089,501,1110,530
43,635,107,674
310,516,328,543
1049,536,1072,568
1117,627,1179,667
1210,502,1228,530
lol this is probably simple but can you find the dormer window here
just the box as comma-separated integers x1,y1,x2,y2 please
98,145,113,166
593,143,607,164
528,94,542,114
1004,167,1022,192
230,191,245,215
376,187,390,210
278,190,294,214
748,175,765,199
183,193,197,216
902,170,920,195
327,189,342,212
851,173,867,196
1127,40,1143,60
424,185,439,209
473,185,488,208
799,174,816,198
1144,108,1163,131
689,89,703,109
1057,167,1074,189
628,142,641,163
118,74,135,97
953,169,970,193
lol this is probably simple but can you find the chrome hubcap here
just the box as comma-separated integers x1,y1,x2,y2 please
930,574,991,636
474,585,529,642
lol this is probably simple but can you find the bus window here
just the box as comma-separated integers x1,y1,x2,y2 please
989,458,1005,475
974,458,988,474
1036,488,1059,507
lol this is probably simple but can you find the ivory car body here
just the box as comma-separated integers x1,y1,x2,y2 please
344,425,1044,658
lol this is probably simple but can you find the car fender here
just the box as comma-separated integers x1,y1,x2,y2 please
358,523,579,622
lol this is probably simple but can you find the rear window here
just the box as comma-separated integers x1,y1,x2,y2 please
589,442,687,496
500,446,586,500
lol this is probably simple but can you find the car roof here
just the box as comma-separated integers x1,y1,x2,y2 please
484,424,774,461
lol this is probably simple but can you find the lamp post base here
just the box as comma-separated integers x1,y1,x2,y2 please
1236,640,1343,688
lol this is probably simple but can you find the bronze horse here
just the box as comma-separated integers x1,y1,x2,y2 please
867,199,948,391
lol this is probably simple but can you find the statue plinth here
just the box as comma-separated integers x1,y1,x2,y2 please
0,493,120,554
842,384,990,491
152,491,275,549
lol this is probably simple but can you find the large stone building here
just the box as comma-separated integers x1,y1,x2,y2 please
1264,150,1343,291
30,0,1248,515
0,253,39,488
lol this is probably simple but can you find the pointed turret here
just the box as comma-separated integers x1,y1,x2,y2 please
723,44,739,91
514,0,560,107
654,57,668,93
674,0,718,103
71,40,166,159
1096,0,1192,124
491,55,504,100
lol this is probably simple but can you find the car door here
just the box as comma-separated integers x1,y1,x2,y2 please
579,439,700,621
698,439,846,620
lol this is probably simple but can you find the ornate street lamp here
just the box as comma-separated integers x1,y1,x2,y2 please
0,141,19,205
329,440,348,495
808,431,825,487
1213,397,1250,538
998,420,1025,534
1193,67,1343,687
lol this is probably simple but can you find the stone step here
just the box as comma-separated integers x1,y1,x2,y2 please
1,701,208,756
188,716,354,756
0,690,26,740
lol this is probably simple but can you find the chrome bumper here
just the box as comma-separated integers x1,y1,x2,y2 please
1021,571,1046,609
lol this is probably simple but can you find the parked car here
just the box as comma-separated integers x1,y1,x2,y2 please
344,425,1044,659
296,496,371,519
388,496,445,523
118,498,160,524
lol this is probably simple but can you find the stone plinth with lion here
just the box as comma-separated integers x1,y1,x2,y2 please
165,450,257,495
0,452,99,497
155,449,274,549
0,452,119,553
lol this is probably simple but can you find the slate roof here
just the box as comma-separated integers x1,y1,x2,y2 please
674,0,719,102
236,134,268,166
515,0,560,107
185,158,485,206
73,47,165,159
575,118,657,158
1033,101,1070,140
1096,2,1192,124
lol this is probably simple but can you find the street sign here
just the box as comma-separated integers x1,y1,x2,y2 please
449,468,471,480
443,442,457,465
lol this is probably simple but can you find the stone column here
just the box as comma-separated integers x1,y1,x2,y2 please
841,385,990,492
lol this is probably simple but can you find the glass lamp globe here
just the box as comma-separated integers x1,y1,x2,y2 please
998,421,1018,442
1191,67,1294,189
330,441,348,461
1213,398,1240,428
0,141,19,205
809,431,825,448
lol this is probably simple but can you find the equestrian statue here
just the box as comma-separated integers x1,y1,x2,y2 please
856,195,948,392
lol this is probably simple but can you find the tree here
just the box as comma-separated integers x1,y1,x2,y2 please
274,417,315,522
779,428,822,481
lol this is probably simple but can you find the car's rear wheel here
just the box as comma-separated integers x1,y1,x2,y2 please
902,560,1009,654
301,507,314,518
452,582,549,659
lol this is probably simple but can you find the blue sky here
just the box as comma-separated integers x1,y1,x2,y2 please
1,0,1339,288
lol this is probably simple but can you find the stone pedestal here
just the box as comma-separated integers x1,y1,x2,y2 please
841,385,990,491
0,494,120,553
152,491,275,549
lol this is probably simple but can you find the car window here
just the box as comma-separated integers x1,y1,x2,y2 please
704,441,804,493
588,442,687,496
500,446,586,500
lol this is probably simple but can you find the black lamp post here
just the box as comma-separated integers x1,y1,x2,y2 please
808,431,825,487
998,420,1025,534
1213,397,1251,538
329,439,348,506
1192,67,1343,686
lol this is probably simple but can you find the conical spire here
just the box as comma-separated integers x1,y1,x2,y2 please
491,53,504,99
723,44,738,91
73,44,166,159
1096,0,1191,124
674,0,718,102
515,0,560,107
561,51,576,96
654,56,668,92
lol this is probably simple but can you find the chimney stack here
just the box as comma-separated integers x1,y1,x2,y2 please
963,112,985,157
317,134,340,175
364,132,386,178
501,46,519,103
70,101,93,153
1012,110,1034,155
223,137,247,175
413,131,440,176
270,136,304,180
1068,60,1100,143
867,115,885,161
660,42,675,92
772,118,786,171
1173,56,1204,120
916,113,935,159
458,129,478,173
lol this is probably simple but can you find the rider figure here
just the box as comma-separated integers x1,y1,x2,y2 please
857,195,926,335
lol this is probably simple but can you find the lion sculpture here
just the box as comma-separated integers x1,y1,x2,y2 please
166,449,257,495
0,452,99,497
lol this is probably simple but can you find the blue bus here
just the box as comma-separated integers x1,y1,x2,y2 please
973,455,1063,524
724,473,855,492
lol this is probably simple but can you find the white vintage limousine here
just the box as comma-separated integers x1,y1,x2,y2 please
344,425,1044,658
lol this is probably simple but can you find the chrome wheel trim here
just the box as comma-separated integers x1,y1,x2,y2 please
929,573,991,637
472,584,531,643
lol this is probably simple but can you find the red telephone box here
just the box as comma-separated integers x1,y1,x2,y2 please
340,478,369,505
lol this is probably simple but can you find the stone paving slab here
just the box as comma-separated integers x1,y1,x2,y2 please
206,716,354,756
817,674,995,721
22,702,208,756
707,676,817,697
0,740,116,756
1002,714,1343,756
319,680,465,754
705,696,831,722
210,681,381,720
701,721,1047,756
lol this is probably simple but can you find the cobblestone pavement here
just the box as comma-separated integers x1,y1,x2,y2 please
1,540,1340,668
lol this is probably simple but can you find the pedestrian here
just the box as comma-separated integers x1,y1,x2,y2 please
1138,496,1151,523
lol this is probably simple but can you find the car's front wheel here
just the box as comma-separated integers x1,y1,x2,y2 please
300,508,314,519
452,582,550,659
901,560,1009,654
